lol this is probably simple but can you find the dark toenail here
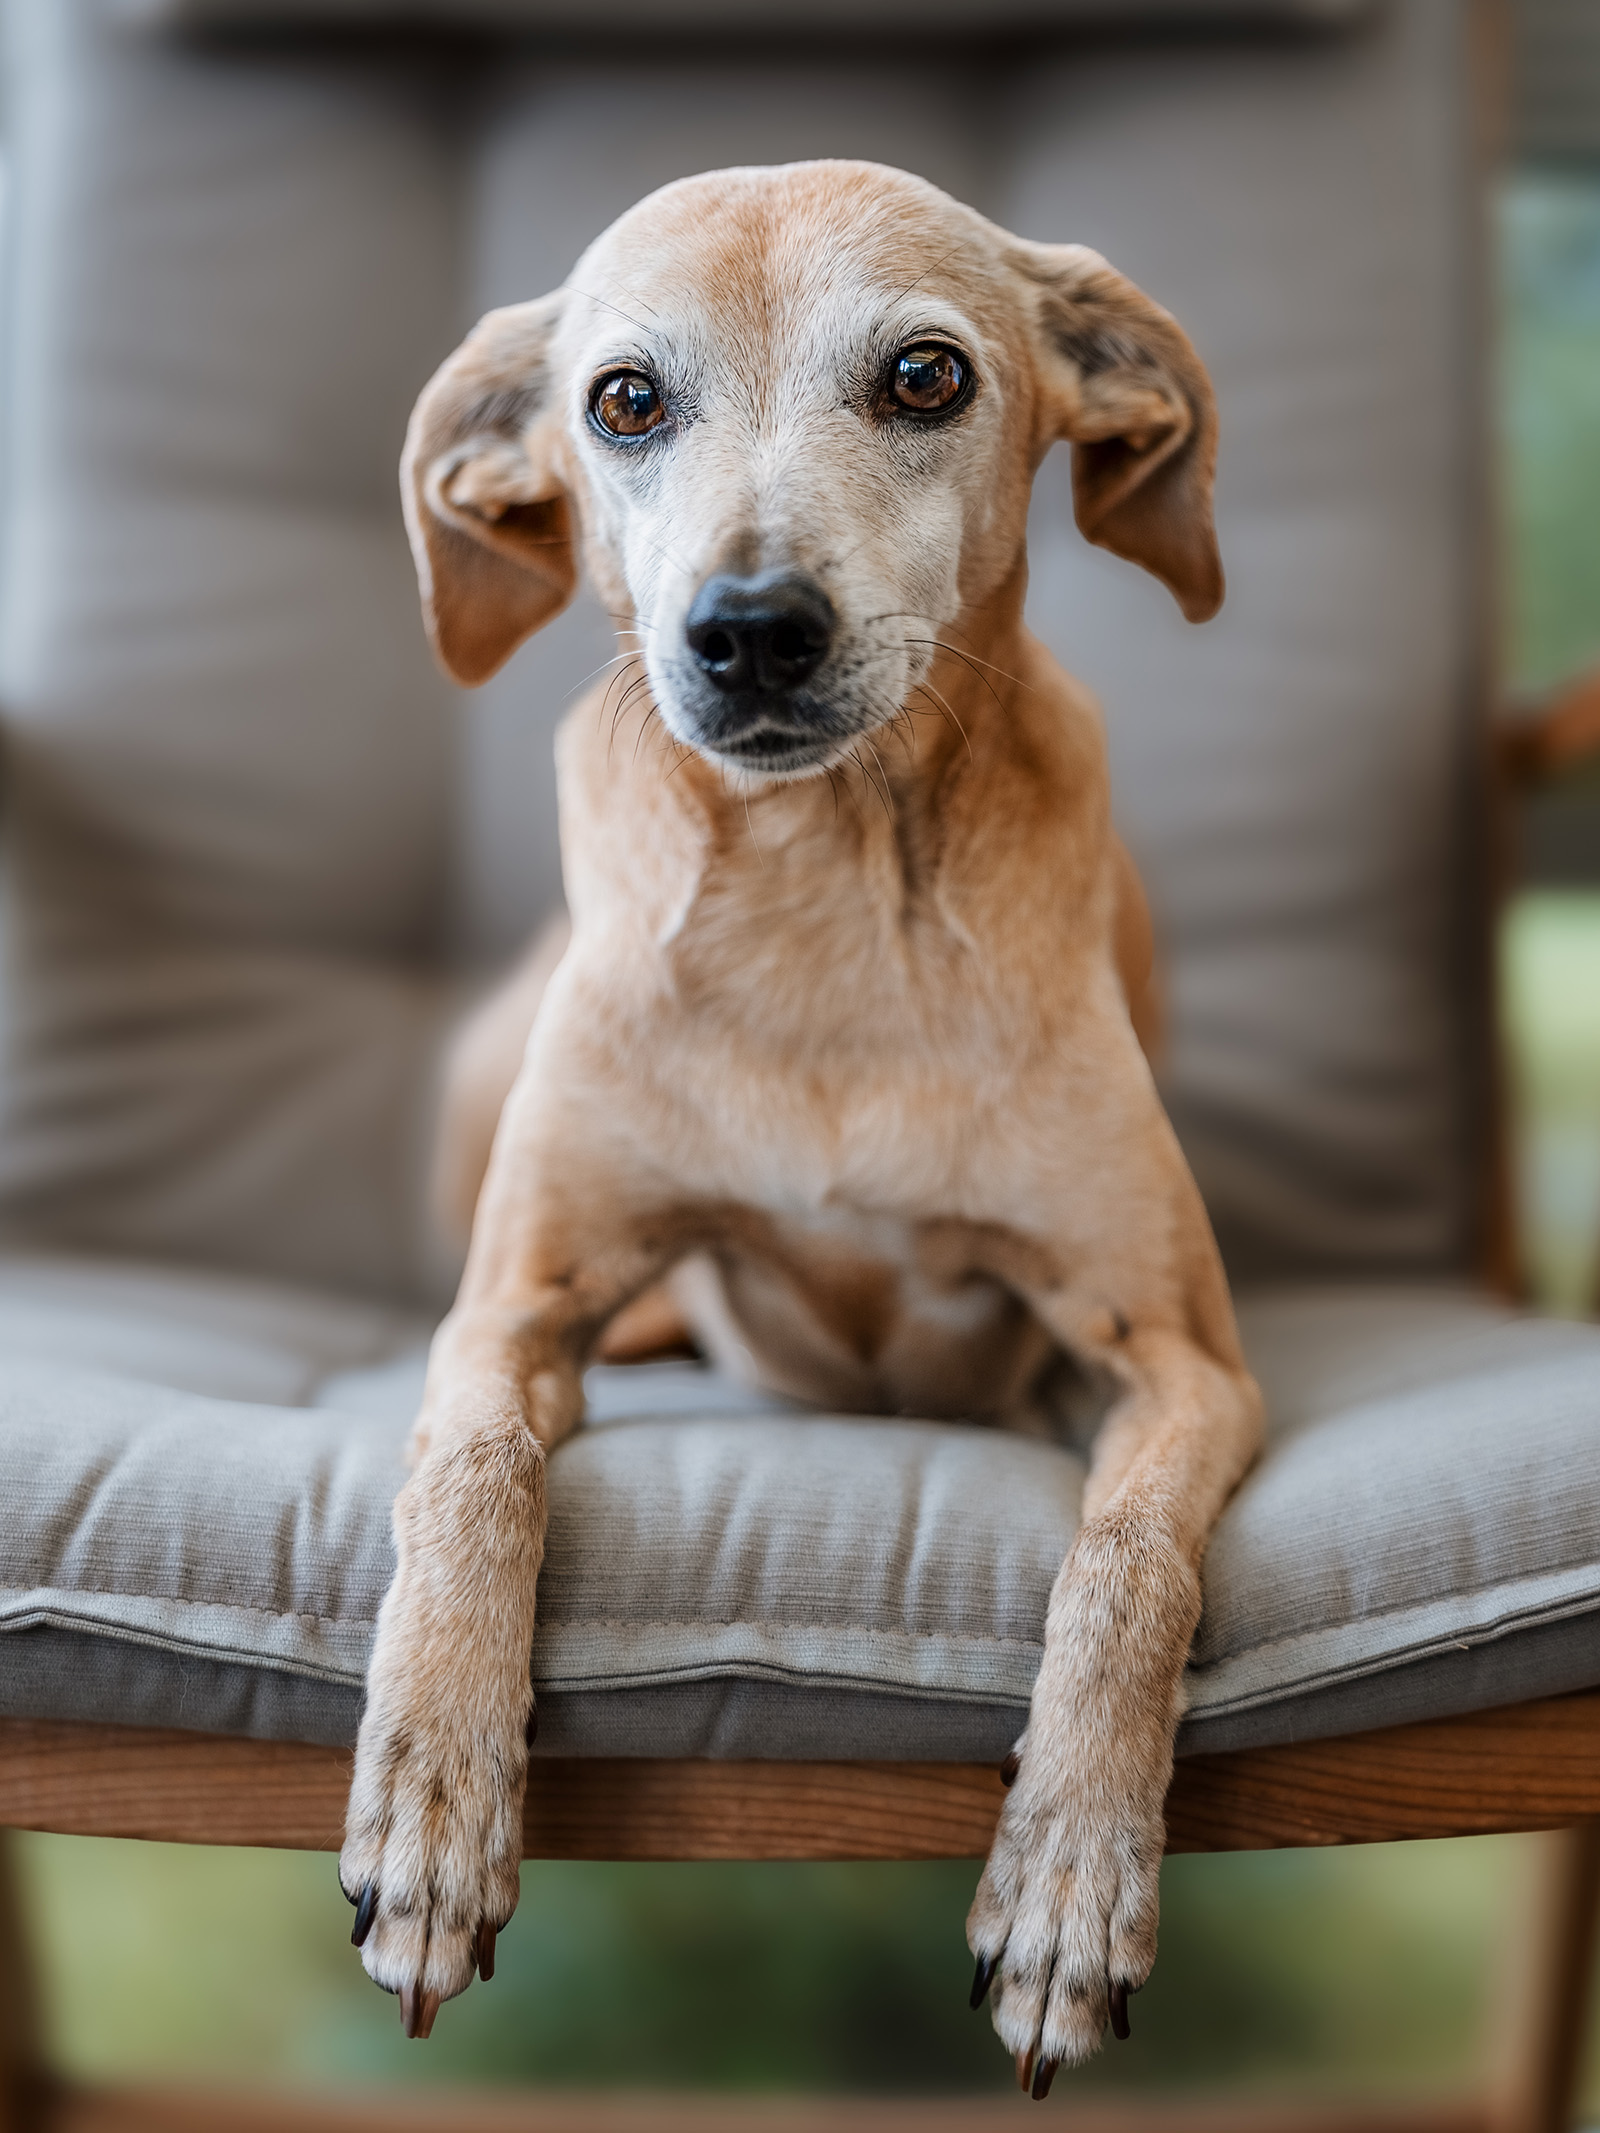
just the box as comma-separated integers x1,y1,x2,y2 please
401,1982,441,2040
477,1921,497,1981
1000,1751,1021,1787
351,1884,378,1947
1017,2047,1036,2092
526,1700,539,1747
1032,2055,1058,2100
1109,1980,1130,2040
970,1952,999,2008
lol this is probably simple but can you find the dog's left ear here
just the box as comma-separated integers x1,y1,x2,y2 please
402,294,577,686
1011,242,1222,622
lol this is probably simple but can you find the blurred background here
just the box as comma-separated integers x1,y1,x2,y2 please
5,0,1600,2120
1502,134,1600,1322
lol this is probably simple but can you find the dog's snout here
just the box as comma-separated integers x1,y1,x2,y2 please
685,571,836,693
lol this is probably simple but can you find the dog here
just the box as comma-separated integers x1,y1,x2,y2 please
339,159,1263,2095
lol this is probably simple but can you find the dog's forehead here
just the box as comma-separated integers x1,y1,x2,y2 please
568,162,1008,360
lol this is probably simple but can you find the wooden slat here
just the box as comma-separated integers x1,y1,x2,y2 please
518,1754,1003,1860
1165,1693,1600,1851
0,1725,352,1855
39,2082,1493,2133
1,1695,1597,1863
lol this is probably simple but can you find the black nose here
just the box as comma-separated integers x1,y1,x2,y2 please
685,570,836,693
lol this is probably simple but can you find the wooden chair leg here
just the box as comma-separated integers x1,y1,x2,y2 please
0,1831,47,2133
1489,1823,1600,2133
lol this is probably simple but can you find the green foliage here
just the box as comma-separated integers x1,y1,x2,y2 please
1501,173,1600,696
1502,889,1600,1309
13,1828,1542,2103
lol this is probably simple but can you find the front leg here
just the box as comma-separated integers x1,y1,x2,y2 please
339,1362,547,2036
339,1104,673,2035
968,1320,1262,2093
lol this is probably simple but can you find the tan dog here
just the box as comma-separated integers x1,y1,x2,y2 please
340,159,1263,2094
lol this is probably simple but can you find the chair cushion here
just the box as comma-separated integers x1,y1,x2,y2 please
1,1255,1596,1761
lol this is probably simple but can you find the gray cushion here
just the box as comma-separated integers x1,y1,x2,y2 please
0,0,1485,1298
2,1257,1596,1761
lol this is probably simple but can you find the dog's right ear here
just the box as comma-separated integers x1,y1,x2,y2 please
402,295,576,687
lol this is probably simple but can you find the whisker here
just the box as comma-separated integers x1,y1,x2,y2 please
608,669,652,761
607,667,647,761
567,282,658,334
889,241,964,302
585,649,643,711
907,636,1031,700
599,654,646,735
936,639,1033,690
911,679,974,764
863,734,898,817
906,638,1003,711
627,683,660,764
831,756,867,826
850,746,894,826
743,786,767,869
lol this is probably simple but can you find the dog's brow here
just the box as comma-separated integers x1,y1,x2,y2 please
568,283,659,335
887,243,966,305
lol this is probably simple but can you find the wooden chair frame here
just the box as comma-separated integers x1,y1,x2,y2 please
0,1691,1597,2132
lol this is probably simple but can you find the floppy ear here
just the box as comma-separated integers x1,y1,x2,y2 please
401,294,577,686
1011,242,1222,622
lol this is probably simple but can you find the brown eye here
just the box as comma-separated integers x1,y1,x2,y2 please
592,370,664,438
890,343,968,415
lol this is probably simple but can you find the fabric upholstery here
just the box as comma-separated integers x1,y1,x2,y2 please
0,1,461,1302
3,1259,1596,1759
0,0,1483,1300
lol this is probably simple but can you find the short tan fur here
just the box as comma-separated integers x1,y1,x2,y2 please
342,160,1262,2087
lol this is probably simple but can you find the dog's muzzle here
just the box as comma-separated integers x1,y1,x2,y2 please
676,569,849,771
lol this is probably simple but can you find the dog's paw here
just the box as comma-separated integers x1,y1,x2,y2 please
339,1691,527,2036
966,1747,1162,2094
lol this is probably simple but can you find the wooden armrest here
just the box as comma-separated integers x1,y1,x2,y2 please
1,1691,1597,1859
1500,666,1600,784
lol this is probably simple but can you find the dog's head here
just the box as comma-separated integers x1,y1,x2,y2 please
404,161,1221,778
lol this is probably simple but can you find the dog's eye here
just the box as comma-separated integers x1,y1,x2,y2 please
890,344,968,415
592,371,664,438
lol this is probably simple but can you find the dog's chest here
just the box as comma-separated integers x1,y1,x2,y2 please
641,879,1062,1415
607,801,1095,1237
660,820,1025,1084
